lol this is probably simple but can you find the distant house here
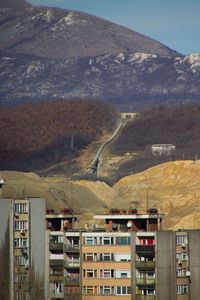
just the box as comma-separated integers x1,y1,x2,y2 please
151,144,175,156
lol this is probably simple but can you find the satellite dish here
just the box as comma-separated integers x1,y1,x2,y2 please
186,271,191,277
127,222,132,228
112,223,117,230
47,222,52,229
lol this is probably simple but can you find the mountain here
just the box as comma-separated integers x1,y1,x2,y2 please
0,0,177,59
0,0,200,107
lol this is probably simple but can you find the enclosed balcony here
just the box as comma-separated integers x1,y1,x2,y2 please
49,242,63,251
49,274,63,282
65,277,80,285
64,244,80,252
136,278,155,287
49,259,63,267
136,245,155,254
49,292,64,299
135,261,155,270
64,260,80,268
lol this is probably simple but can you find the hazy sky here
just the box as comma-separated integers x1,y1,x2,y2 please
28,0,200,55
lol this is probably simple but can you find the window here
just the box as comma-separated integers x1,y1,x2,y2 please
54,282,63,294
99,269,114,278
15,255,28,266
176,268,187,277
14,238,28,248
99,286,114,295
136,271,155,279
83,286,97,295
116,236,130,245
176,285,188,294
15,203,27,213
14,221,27,230
116,270,131,278
86,237,97,245
51,268,62,275
57,235,63,243
100,253,114,262
147,289,155,295
102,237,113,245
116,286,131,295
147,272,155,278
116,253,131,261
83,270,97,278
176,235,187,245
176,252,187,262
84,253,97,262
139,238,154,245
21,238,28,248
14,239,20,248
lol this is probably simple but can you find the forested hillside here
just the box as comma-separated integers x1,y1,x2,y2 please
111,105,200,179
0,98,117,172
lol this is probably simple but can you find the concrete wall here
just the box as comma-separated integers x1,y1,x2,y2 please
30,198,47,296
188,230,200,300
0,198,11,245
0,198,12,300
130,232,136,300
156,231,176,300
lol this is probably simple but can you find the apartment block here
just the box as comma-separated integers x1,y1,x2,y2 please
46,208,81,300
45,207,200,300
1,194,200,300
0,197,46,300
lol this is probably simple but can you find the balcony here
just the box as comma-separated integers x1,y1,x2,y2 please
64,244,80,252
49,292,64,299
135,261,155,270
49,259,63,267
49,242,63,251
136,278,155,287
49,274,63,282
136,245,155,254
65,277,80,285
64,261,80,268
135,295,155,300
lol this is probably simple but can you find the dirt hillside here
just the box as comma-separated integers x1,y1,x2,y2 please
1,160,200,230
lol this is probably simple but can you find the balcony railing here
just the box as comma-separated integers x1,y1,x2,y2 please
135,295,155,300
136,245,155,254
135,261,155,270
49,243,63,251
65,277,80,285
49,292,64,299
136,278,155,287
49,259,63,267
64,261,80,268
49,274,63,282
64,244,80,252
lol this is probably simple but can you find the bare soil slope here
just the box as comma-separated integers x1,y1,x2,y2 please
1,160,200,230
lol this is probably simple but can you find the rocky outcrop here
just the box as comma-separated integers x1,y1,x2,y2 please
1,51,200,107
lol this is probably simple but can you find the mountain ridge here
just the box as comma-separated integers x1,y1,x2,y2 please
0,0,179,59
0,0,200,107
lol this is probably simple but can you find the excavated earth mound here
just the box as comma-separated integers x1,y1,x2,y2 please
1,160,200,230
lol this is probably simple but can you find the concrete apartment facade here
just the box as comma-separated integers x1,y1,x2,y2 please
1,196,200,300
0,197,46,300
46,208,200,300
